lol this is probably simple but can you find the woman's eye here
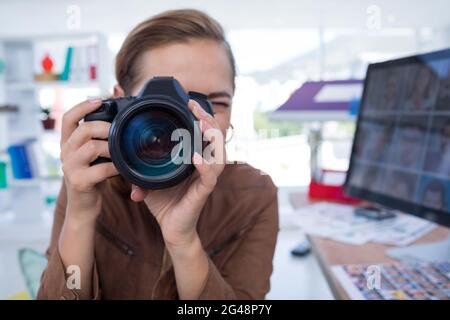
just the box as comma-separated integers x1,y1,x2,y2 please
212,101,230,108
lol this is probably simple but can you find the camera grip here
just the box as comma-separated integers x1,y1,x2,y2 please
91,156,111,166
87,137,111,166
84,101,116,166
84,100,117,123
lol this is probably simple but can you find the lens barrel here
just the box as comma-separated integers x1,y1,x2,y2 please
109,98,200,189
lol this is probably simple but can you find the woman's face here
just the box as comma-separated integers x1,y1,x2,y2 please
117,39,234,137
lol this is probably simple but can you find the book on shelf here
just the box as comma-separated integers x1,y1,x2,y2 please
59,46,73,81
7,139,48,180
69,45,98,82
7,144,32,179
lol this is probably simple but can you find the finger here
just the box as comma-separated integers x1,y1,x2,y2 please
188,99,223,137
192,152,217,195
64,121,110,153
188,100,214,122
202,125,224,145
83,162,118,185
189,100,226,168
130,184,149,202
71,140,110,165
61,98,103,145
201,127,226,165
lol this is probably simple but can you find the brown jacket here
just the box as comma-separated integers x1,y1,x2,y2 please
37,163,279,299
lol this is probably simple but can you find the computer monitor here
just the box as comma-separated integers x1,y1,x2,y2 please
345,48,450,261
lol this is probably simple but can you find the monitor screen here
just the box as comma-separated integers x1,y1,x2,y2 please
345,48,450,228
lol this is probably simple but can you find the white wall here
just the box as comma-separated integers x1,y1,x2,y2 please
0,0,450,38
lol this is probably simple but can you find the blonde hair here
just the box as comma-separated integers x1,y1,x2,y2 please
115,8,236,94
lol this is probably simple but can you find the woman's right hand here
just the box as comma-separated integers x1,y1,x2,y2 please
60,99,118,222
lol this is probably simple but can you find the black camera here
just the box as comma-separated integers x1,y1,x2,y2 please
84,77,214,189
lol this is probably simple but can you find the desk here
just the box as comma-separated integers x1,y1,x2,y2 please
289,190,450,299
308,224,450,300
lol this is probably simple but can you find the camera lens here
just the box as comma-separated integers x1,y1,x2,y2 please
137,122,175,160
109,97,203,190
120,108,186,179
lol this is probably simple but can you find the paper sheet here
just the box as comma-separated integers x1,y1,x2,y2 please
292,202,436,246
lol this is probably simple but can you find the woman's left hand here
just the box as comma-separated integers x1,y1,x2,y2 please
130,99,226,250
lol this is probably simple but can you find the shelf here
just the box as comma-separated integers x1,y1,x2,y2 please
0,32,109,181
6,80,100,91
0,106,19,113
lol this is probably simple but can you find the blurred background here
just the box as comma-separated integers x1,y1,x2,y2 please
0,0,449,299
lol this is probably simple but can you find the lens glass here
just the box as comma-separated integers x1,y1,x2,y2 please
120,108,187,178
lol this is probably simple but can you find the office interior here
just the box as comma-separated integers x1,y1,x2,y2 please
0,0,450,300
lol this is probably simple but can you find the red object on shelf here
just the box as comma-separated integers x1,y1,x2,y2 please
89,65,97,80
308,169,361,204
42,53,54,73
41,118,56,130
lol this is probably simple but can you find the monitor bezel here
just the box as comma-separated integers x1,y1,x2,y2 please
344,48,450,228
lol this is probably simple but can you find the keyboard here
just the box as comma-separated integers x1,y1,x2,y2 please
332,260,450,300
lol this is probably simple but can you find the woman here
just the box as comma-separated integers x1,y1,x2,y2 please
37,9,278,300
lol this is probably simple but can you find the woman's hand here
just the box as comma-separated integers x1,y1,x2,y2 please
130,99,226,250
131,99,225,299
58,99,119,300
60,99,118,222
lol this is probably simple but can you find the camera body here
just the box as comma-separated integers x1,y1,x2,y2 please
84,76,214,189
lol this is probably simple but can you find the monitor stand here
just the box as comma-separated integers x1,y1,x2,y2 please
385,236,450,263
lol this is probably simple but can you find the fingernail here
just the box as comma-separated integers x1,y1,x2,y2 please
196,104,208,117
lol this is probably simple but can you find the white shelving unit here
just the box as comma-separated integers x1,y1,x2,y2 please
0,32,113,223
0,34,114,298
0,31,113,203
0,33,112,185
0,32,111,148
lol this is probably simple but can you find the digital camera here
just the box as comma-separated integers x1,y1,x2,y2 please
84,77,214,189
